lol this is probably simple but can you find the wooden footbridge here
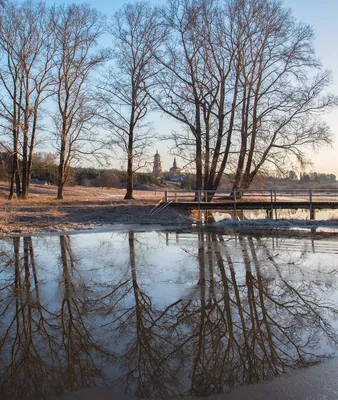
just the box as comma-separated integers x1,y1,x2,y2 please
151,189,338,219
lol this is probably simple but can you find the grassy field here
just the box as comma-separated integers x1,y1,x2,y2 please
0,182,192,235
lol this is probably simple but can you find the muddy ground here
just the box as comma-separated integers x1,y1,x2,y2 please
0,182,193,235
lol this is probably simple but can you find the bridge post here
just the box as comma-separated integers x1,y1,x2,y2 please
165,191,168,202
269,188,273,219
274,190,278,219
197,190,201,221
310,209,316,220
309,189,315,220
266,209,273,219
197,190,201,204
233,189,237,219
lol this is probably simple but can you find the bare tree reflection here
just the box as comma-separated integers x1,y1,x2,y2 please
58,235,115,392
1,231,338,399
0,237,54,399
0,236,115,399
95,231,184,397
168,231,338,396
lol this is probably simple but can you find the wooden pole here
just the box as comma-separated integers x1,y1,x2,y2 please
198,190,201,221
309,189,315,220
269,188,273,219
274,190,278,219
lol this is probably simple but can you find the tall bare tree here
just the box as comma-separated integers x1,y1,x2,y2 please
99,2,166,199
52,4,106,200
151,0,239,195
151,0,207,192
230,0,337,190
0,0,55,199
153,0,336,194
0,2,22,198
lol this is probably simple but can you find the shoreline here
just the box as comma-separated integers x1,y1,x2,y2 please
0,202,194,236
2,215,338,239
0,182,194,235
2,184,338,237
0,221,194,238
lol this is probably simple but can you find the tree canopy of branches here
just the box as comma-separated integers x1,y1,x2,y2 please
98,2,166,199
152,0,337,194
0,0,55,199
0,1,106,200
0,0,336,201
52,3,107,200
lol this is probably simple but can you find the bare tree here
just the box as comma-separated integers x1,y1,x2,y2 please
0,2,22,198
0,0,55,199
230,0,337,190
151,0,207,192
51,4,106,200
153,0,336,194
151,0,239,195
99,2,166,199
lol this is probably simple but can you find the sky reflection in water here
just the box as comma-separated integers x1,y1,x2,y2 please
1,228,338,399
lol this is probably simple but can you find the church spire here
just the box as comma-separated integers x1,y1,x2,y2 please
153,151,162,177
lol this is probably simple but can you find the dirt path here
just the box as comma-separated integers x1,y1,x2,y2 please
0,183,193,234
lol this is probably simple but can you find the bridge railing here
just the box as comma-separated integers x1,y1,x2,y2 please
162,188,338,203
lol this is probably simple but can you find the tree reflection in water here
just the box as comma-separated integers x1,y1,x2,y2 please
0,235,115,400
0,230,338,399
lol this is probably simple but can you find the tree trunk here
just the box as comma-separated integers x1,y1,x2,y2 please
195,102,203,196
58,139,66,200
9,134,22,199
9,169,15,200
195,138,203,191
125,125,134,200
21,132,29,199
24,107,39,200
205,65,240,200
125,152,134,199
232,83,250,191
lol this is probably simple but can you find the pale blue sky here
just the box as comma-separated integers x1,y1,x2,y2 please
282,0,338,175
45,0,338,175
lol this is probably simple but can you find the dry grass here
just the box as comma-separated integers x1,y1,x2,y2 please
0,182,192,235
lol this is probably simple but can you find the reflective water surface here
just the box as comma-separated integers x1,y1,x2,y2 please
1,228,338,399
213,208,338,221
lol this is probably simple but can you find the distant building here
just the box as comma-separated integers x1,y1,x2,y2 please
169,157,181,177
170,175,186,182
31,178,49,185
153,151,162,177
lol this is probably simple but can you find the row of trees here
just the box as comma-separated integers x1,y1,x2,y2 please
299,172,337,184
150,0,336,196
0,1,107,199
0,0,336,200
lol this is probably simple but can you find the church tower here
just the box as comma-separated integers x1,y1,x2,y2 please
153,151,162,177
169,157,181,176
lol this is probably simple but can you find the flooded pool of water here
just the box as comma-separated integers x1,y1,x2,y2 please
213,208,338,221
1,228,338,399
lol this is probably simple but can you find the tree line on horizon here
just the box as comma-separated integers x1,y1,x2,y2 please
2,150,335,193
0,0,336,201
